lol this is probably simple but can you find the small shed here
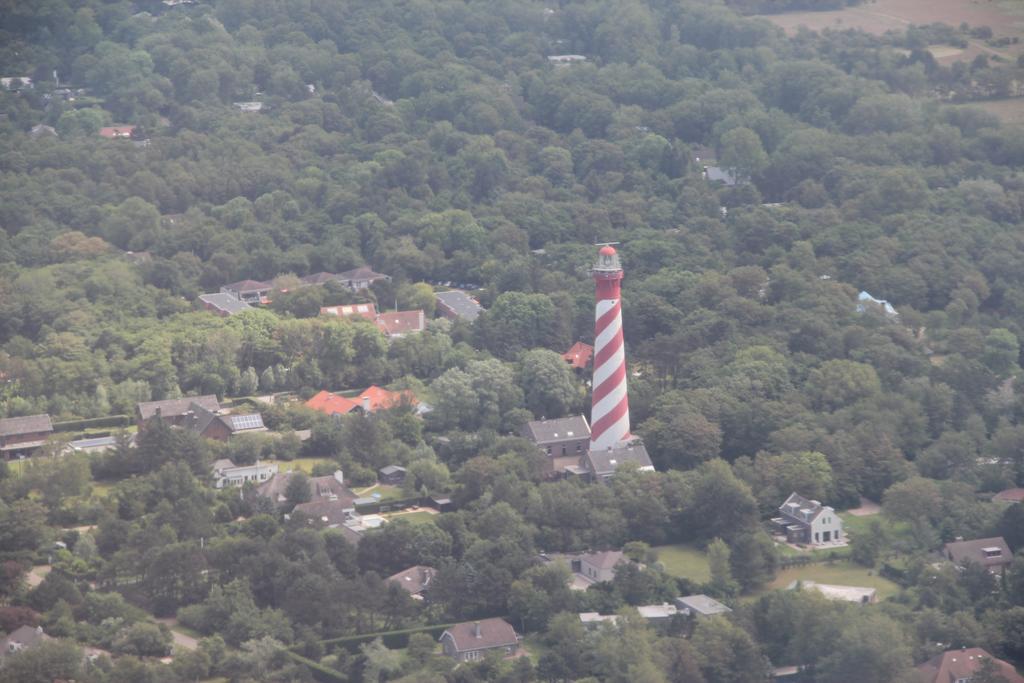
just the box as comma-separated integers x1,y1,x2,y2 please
379,465,407,485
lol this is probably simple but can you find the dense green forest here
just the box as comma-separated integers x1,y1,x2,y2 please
4,0,1024,682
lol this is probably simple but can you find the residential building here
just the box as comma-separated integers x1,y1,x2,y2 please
581,440,654,482
0,76,33,90
183,402,267,441
375,310,426,338
233,101,263,112
305,391,358,417
98,125,135,139
136,395,220,427
440,618,519,662
674,594,732,618
320,303,378,320
435,290,484,322
856,291,898,319
211,458,278,489
66,434,135,455
944,537,1013,575
257,469,352,507
1,625,49,657
0,414,54,458
199,292,253,316
520,415,591,475
993,487,1024,504
771,492,843,547
547,55,587,65
291,499,364,545
916,647,1024,683
562,341,593,370
791,581,876,604
579,612,618,627
220,279,271,304
337,266,391,290
636,604,682,622
387,565,437,600
703,165,738,186
379,465,407,485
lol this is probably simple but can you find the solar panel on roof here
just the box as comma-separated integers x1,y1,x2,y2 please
231,414,263,430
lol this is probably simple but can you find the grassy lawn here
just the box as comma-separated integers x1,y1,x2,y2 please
385,511,436,524
90,481,115,498
653,544,711,583
762,560,900,600
356,484,406,501
267,457,336,474
774,542,850,561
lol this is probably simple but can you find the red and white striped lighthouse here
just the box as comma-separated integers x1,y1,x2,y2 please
589,244,631,451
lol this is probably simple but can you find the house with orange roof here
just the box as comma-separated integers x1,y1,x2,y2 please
375,310,425,338
306,391,359,417
563,341,593,369
99,125,135,139
306,386,419,417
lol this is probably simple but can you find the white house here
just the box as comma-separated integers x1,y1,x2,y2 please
212,458,278,489
772,492,843,547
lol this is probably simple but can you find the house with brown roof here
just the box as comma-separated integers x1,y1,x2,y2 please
136,395,220,427
387,565,436,600
945,537,1013,575
256,470,353,507
220,279,271,304
916,647,1024,683
440,618,519,662
993,488,1024,504
183,402,266,441
337,266,391,290
375,310,426,338
562,341,593,370
0,414,53,458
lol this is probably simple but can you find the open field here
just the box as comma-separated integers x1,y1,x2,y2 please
960,97,1024,124
654,544,712,583
762,560,901,599
755,0,1024,63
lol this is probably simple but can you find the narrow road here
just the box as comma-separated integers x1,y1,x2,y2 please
156,617,199,652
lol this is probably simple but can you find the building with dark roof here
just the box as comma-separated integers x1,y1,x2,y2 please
520,416,591,475
184,402,266,441
435,290,484,322
674,594,732,618
387,565,437,600
136,395,220,426
379,465,407,485
440,618,519,662
581,440,654,482
199,292,253,316
337,266,391,290
257,470,353,507
0,414,53,457
1,625,50,657
945,536,1013,575
220,279,271,304
771,492,843,547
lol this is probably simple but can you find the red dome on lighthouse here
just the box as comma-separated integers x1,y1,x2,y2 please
599,245,616,256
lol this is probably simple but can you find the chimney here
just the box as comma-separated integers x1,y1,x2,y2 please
362,396,371,412
473,621,482,638
334,470,344,485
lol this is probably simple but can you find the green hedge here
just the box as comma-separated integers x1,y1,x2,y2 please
53,415,131,432
287,652,348,682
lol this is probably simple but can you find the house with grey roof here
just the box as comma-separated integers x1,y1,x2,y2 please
199,292,253,316
543,550,627,588
257,470,353,507
771,492,843,547
520,415,591,475
1,624,49,657
435,290,484,322
183,402,266,441
136,395,220,426
220,279,271,303
337,266,391,290
580,439,654,482
674,594,732,618
0,414,53,457
387,565,437,600
944,536,1012,575
440,618,519,662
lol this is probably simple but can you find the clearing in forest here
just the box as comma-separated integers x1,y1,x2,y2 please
755,0,1024,64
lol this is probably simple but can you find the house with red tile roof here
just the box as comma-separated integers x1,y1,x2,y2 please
375,310,425,338
916,647,1024,683
440,618,519,662
99,125,135,139
306,391,359,417
563,341,593,369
